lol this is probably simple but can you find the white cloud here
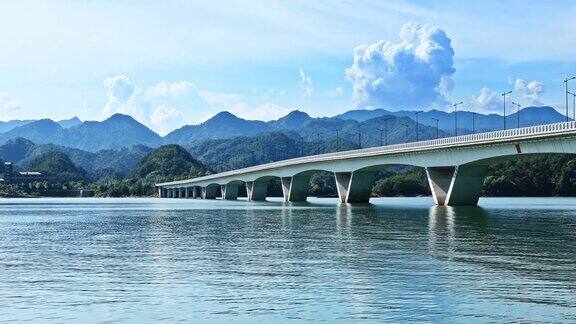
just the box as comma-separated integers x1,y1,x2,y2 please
514,79,545,106
298,68,314,97
198,90,291,121
345,22,455,110
325,86,343,97
0,93,23,119
470,87,502,113
102,75,145,121
101,75,198,134
151,105,182,135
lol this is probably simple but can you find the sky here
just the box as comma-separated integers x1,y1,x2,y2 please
0,0,575,135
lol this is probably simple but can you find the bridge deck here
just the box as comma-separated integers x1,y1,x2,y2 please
157,121,576,188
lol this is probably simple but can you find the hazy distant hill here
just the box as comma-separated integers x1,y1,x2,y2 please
0,114,161,152
267,110,312,130
0,138,153,180
0,119,36,133
0,106,567,152
336,106,567,134
57,117,82,129
164,111,272,146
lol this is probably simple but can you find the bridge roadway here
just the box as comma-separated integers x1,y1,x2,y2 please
156,121,576,206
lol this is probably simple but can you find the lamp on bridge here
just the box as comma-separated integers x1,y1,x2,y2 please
431,117,439,139
384,117,393,145
565,76,576,122
335,129,341,152
401,123,409,142
452,101,463,136
511,101,521,128
415,111,423,141
501,90,512,130
567,91,576,121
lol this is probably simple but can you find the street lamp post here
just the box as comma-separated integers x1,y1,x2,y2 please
415,111,423,141
472,112,476,134
402,123,409,142
379,128,384,146
335,129,340,152
502,90,512,130
431,117,439,139
565,77,576,122
568,91,576,120
512,101,521,128
357,130,362,149
316,133,321,155
453,101,463,136
384,117,392,145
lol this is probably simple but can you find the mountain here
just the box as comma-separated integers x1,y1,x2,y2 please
163,111,272,146
268,110,313,130
0,119,36,133
0,138,153,181
57,117,82,129
336,106,567,135
131,144,212,183
0,114,161,152
26,151,88,183
60,113,161,151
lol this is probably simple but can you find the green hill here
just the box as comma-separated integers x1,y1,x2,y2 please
26,151,88,183
130,144,212,183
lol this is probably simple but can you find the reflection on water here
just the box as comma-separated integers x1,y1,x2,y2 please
0,197,575,322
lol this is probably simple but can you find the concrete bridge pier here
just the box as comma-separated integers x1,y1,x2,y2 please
192,187,198,199
221,183,240,200
281,175,311,202
185,187,190,198
246,181,268,201
426,165,489,206
335,171,377,203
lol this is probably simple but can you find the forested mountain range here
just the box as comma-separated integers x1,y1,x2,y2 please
0,106,566,152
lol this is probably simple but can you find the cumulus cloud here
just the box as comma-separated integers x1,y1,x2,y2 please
198,90,291,121
345,22,455,109
298,68,314,97
101,75,199,134
514,78,545,106
102,75,145,121
470,87,502,113
0,93,23,119
151,105,182,135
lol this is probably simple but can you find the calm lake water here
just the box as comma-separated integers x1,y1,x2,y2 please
0,197,575,322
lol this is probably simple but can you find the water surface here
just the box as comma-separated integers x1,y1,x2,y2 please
0,197,575,322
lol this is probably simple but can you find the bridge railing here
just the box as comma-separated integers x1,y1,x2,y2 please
158,121,576,186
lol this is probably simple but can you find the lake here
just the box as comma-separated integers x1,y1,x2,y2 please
0,197,575,322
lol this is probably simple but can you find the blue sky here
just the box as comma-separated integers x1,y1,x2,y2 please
0,0,575,134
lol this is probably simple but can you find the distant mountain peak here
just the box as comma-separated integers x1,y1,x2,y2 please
207,111,241,123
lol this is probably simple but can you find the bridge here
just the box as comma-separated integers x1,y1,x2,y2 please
156,121,576,206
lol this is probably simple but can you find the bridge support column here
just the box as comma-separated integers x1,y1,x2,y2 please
158,188,163,198
334,172,352,203
185,187,190,198
192,187,198,199
426,165,488,206
246,181,268,201
180,188,186,198
281,175,310,202
169,189,174,198
221,183,240,200
202,186,218,199
345,171,377,203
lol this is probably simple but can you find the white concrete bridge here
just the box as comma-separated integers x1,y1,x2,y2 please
156,121,576,206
